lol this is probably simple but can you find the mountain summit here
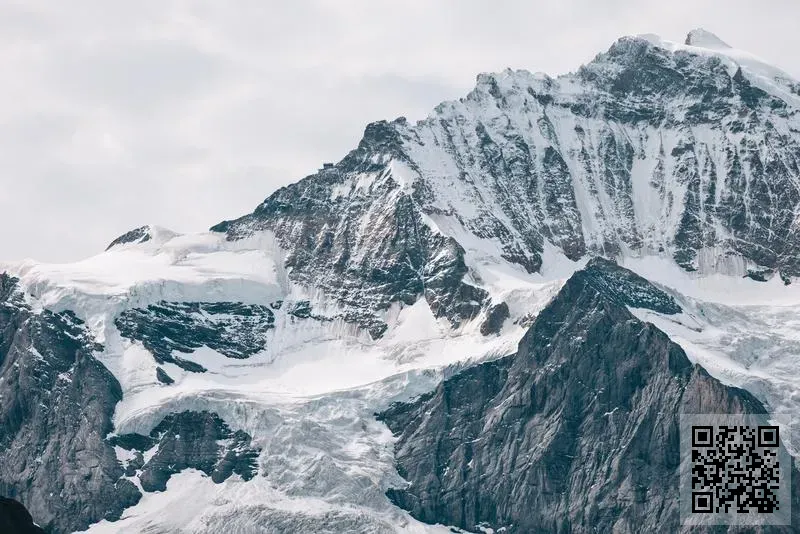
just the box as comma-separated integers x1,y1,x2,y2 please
684,28,732,48
211,27,800,338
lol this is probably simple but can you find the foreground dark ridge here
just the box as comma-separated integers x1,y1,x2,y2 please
378,259,800,533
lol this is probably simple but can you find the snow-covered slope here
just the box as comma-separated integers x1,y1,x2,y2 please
2,29,800,533
1,226,552,533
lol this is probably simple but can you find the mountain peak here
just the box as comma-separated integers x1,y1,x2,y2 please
105,225,153,250
105,225,180,251
684,28,731,49
379,258,777,533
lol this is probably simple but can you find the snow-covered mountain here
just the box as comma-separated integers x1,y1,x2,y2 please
2,29,800,533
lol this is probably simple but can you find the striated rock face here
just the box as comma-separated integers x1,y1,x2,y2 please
212,31,800,339
378,262,800,533
211,141,489,338
0,274,141,534
578,256,681,314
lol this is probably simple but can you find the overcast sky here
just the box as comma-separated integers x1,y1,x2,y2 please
2,0,799,262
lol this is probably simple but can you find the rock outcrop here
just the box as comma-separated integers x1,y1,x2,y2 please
115,301,277,372
105,225,153,250
111,410,260,492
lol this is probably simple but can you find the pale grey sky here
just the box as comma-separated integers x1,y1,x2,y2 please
2,0,799,262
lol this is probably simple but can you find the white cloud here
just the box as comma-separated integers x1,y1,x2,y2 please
1,0,799,261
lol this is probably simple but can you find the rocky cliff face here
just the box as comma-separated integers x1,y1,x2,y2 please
111,410,260,492
212,30,800,337
0,274,141,533
0,275,265,534
105,225,153,251
379,260,800,533
115,300,279,373
210,139,490,339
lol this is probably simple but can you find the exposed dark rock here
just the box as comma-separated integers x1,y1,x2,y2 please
155,366,174,385
108,433,156,452
285,300,337,323
115,301,275,372
379,263,799,533
0,496,46,534
114,410,260,492
744,268,774,282
288,300,312,319
479,302,510,336
210,125,490,338
0,275,141,534
540,146,585,259
105,225,152,250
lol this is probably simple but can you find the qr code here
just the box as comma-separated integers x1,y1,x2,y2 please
691,425,780,513
680,414,792,526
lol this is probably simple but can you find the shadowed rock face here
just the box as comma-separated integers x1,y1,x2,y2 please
155,366,175,384
0,497,46,534
211,153,490,338
0,274,141,534
479,302,510,336
111,410,260,492
577,256,682,314
378,264,800,533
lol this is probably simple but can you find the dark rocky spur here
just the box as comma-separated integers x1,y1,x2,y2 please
110,410,260,492
379,262,800,533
